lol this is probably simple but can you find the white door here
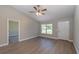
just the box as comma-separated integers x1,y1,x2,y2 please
57,21,70,40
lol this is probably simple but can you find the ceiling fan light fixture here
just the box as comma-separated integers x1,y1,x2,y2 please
29,5,47,16
36,12,42,16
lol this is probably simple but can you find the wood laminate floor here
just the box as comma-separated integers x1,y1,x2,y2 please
0,37,76,54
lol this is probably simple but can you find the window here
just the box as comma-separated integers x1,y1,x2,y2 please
41,24,46,34
41,24,53,34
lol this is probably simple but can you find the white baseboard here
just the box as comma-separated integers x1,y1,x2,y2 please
40,35,73,42
56,38,73,42
40,35,58,39
73,42,79,54
19,36,38,42
0,36,38,47
0,43,8,47
67,40,73,42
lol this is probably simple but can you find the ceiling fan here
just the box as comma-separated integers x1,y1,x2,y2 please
29,5,47,16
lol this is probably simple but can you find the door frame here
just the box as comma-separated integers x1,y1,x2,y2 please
7,19,20,44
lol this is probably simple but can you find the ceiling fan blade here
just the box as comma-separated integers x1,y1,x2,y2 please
29,11,35,13
42,13,45,15
33,7,37,10
42,9,47,11
37,5,40,7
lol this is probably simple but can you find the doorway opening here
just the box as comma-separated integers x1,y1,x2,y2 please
8,20,20,44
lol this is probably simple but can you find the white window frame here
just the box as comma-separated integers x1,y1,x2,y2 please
41,24,53,35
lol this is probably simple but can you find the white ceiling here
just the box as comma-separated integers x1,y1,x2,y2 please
11,5,75,22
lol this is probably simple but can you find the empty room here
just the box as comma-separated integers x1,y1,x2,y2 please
0,5,79,54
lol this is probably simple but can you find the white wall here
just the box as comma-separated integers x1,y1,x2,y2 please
73,6,79,53
40,17,74,41
0,6,40,46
